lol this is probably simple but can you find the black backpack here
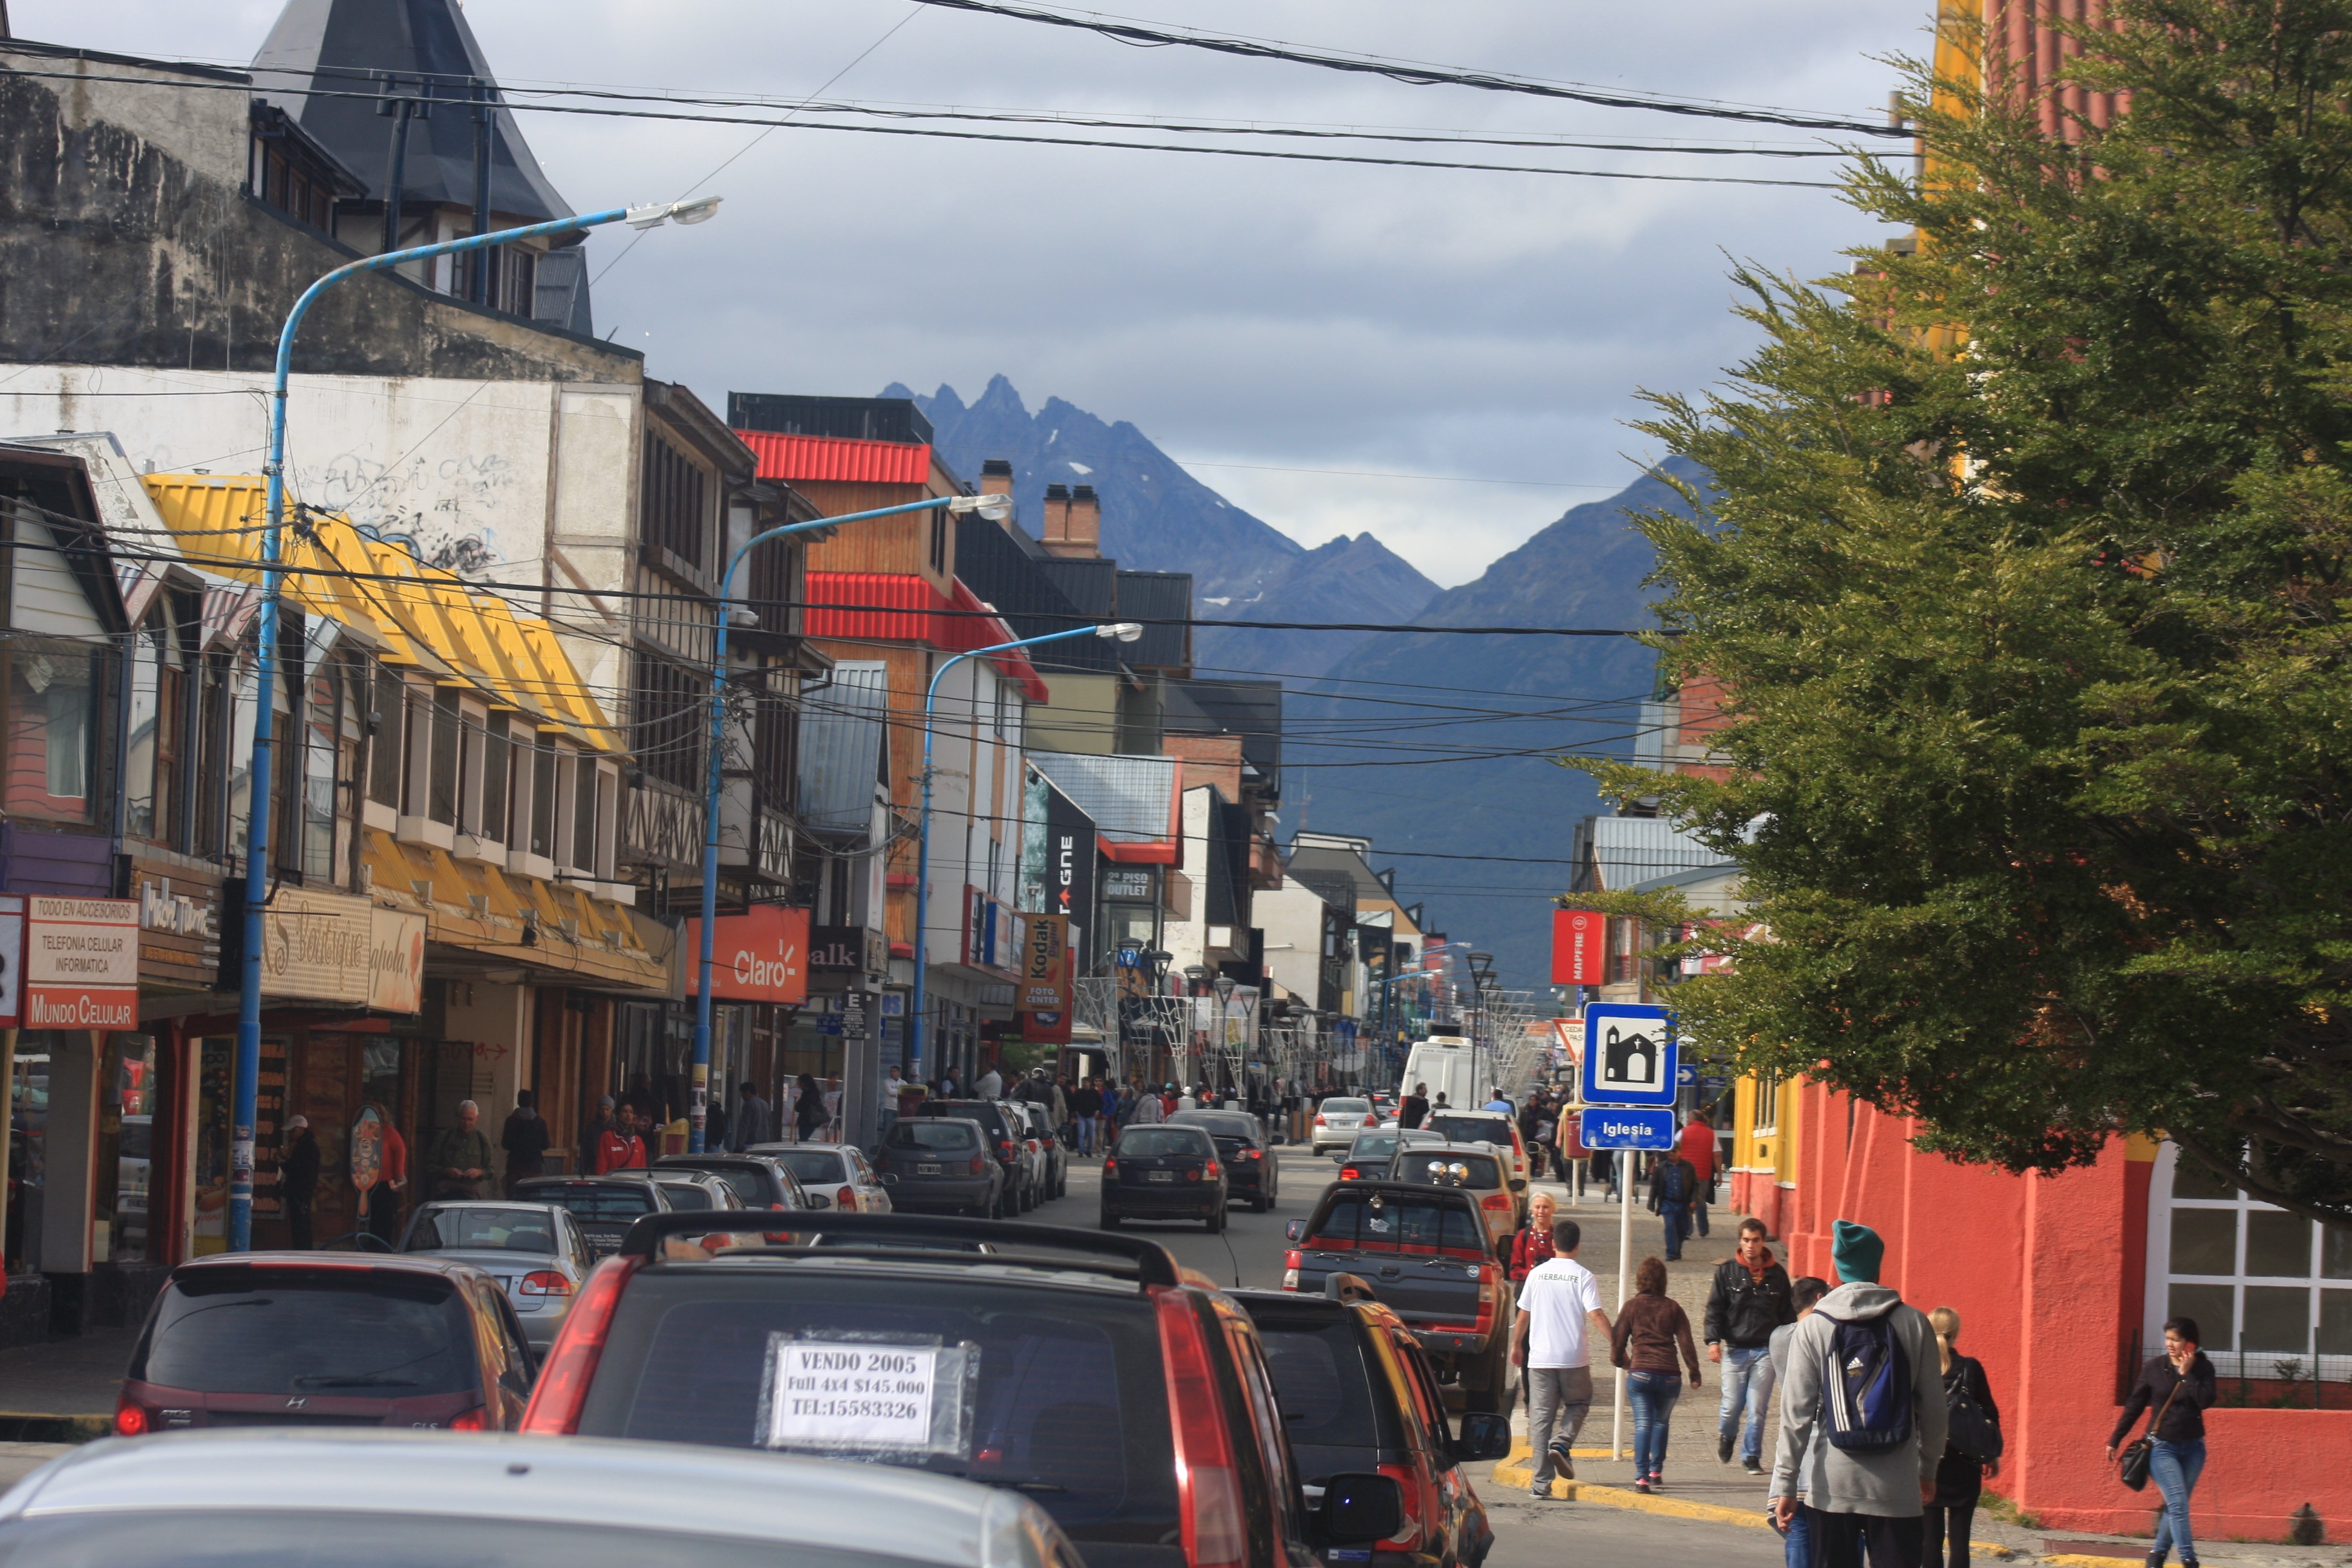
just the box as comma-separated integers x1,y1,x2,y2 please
1944,1360,2004,1464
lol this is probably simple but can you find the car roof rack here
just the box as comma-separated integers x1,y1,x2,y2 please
613,1209,1183,1287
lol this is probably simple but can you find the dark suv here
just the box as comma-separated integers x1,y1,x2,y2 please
1235,1282,1509,1568
1103,1125,1227,1231
1169,1110,1278,1212
924,1100,1037,1212
521,1211,1406,1568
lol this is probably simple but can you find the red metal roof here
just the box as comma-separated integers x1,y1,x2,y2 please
805,572,1050,701
736,430,932,485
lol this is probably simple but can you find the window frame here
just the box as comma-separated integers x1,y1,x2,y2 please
2147,1142,2352,1379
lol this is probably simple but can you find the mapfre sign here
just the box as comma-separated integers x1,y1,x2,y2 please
24,897,140,1030
1551,907,1608,987
684,906,809,1005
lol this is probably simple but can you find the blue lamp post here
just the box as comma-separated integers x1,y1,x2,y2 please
229,195,724,1252
684,491,1018,1152
909,621,1142,1086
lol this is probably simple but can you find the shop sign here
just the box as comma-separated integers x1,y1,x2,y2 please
136,871,222,990
810,924,887,976
1017,914,1071,1045
1552,908,1607,986
0,895,22,1027
684,905,809,1005
368,908,428,1014
261,886,375,1005
1102,867,1154,903
24,896,140,1030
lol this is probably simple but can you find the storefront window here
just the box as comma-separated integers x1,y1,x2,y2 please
94,1035,158,1264
2154,1144,2352,1379
192,1037,234,1256
5,1042,51,1273
6,647,102,823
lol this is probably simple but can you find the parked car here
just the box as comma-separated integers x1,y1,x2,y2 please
1421,1112,1530,1217
746,1142,893,1212
1101,1125,1227,1231
923,1100,1037,1212
1168,1109,1278,1212
1336,1127,1445,1181
606,1168,746,1214
1381,1145,1524,1256
114,1254,535,1436
1311,1097,1374,1155
869,1118,1004,1217
511,1177,676,1261
653,1152,811,1212
1368,1094,1400,1128
1008,1101,1067,1200
397,1201,594,1351
1282,1181,1517,1413
0,1427,1089,1568
519,1210,1407,1568
1235,1281,1510,1568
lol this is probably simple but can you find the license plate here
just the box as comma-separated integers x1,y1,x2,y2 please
916,1163,941,1175
1148,1170,1175,1183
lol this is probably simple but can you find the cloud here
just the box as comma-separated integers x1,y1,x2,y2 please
28,0,1913,584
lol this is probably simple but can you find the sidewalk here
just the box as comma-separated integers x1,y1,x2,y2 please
0,1329,135,1442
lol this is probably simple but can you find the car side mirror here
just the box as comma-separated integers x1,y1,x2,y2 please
1285,1220,1305,1243
805,1193,832,1209
1509,1178,1527,1193
1454,1411,1513,1462
1316,1473,1403,1544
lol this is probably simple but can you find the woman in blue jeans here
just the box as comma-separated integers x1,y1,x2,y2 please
2106,1317,2218,1568
1610,1255,1703,1493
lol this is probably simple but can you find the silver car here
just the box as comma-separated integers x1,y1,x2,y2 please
1311,1096,1374,1154
0,1428,1086,1567
397,1201,592,1351
748,1142,893,1212
604,1167,746,1213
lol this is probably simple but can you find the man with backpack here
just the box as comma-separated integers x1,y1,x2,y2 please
1648,1145,1701,1261
1769,1220,1945,1568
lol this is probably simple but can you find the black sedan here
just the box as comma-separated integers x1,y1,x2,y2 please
1169,1108,1279,1212
1100,1125,1227,1231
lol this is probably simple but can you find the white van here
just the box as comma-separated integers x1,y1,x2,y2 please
1399,1036,1488,1118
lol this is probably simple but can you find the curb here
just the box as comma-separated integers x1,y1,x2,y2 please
0,1413,109,1444
1492,1466,2017,1560
2045,1558,2145,1568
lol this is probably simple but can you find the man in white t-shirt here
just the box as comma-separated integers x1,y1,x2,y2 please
1511,1217,1613,1498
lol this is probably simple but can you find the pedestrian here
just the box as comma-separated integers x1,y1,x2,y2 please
1485,1086,1514,1114
1432,1091,1451,1115
1704,1217,1797,1475
1768,1220,1945,1568
500,1091,550,1194
624,1072,661,1128
427,1100,495,1201
735,1080,774,1149
583,1096,615,1164
976,1060,1004,1100
705,1092,730,1152
364,1105,408,1249
792,1073,826,1142
2107,1316,2217,1568
1767,1276,1832,1568
822,1077,842,1138
1520,1092,1549,1181
1071,1077,1103,1156
1610,1254,1704,1494
1926,1307,2002,1568
1508,1191,1559,1282
593,1105,649,1174
1678,1113,1719,1238
281,1115,319,1250
1648,1143,1700,1261
1591,1146,1618,1200
1510,1217,1613,1499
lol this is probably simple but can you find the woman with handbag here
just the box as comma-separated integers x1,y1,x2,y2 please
2106,1316,2218,1568
1926,1307,2002,1568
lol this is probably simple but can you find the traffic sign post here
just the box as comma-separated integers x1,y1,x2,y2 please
1578,1106,1674,1151
1580,1002,1678,1109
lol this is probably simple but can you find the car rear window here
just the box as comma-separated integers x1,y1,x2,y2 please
1170,1114,1256,1140
1116,1129,1211,1158
129,1267,476,1396
1426,1114,1512,1146
580,1270,1176,1543
931,1103,1011,1139
658,1184,717,1212
1346,1132,1400,1160
774,1149,848,1184
407,1208,561,1253
1252,1317,1382,1457
688,1168,773,1205
1390,1152,1504,1191
1305,1191,1487,1256
887,1122,980,1152
1321,1099,1370,1114
522,1184,659,1221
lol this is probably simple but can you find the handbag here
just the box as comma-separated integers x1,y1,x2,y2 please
2117,1372,2183,1492
1945,1361,2004,1465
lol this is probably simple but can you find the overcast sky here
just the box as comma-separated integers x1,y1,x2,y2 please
29,0,1918,586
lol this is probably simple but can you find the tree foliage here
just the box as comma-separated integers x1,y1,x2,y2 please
1606,1,2352,1218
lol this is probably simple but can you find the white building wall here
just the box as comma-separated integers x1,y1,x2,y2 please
1256,878,1333,1004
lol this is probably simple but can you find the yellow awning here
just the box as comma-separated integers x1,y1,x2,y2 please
364,831,668,993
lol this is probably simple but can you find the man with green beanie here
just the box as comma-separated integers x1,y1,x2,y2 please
1768,1220,1944,1568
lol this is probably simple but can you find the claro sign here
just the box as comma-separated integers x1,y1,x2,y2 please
24,897,140,1030
684,906,809,1006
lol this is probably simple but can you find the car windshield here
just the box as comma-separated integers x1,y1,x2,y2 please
1114,1129,1211,1158
886,1123,979,1152
773,1149,848,1184
1254,1318,1380,1454
406,1208,560,1254
128,1268,475,1396
520,1184,658,1222
1321,1099,1370,1115
1305,1191,1488,1256
657,1184,716,1212
1426,1114,1511,1146
580,1270,1177,1543
1390,1152,1504,1191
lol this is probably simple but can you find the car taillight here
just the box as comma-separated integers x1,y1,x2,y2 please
518,1270,573,1297
1481,1193,1512,1213
837,1185,858,1210
1474,1263,1499,1336
448,1406,489,1432
520,1253,645,1436
969,1157,986,1176
1186,1167,1203,1182
1155,1290,1247,1568
1313,1114,1326,1126
1103,1158,1117,1175
1377,1461,1426,1549
1243,1148,1263,1161
1283,1250,1301,1290
1340,1166,1361,1180
114,1396,148,1437
1001,1140,1018,1161
1204,1161,1220,1178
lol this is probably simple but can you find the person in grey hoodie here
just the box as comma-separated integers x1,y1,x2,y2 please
1769,1220,1945,1568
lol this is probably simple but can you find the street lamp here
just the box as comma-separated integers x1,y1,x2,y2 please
910,621,1143,1083
684,489,1014,1152
228,196,724,1252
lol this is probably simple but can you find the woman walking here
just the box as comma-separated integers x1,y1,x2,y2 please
2107,1316,2218,1568
1610,1255,1702,1494
1926,1307,2001,1568
791,1073,827,1143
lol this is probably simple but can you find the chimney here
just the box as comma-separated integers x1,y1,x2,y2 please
1043,482,1100,560
1040,483,1073,555
980,459,1019,535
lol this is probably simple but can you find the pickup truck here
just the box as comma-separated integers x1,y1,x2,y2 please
1282,1181,1517,1413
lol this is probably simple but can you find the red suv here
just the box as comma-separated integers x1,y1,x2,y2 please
521,1210,1405,1568
116,1254,536,1436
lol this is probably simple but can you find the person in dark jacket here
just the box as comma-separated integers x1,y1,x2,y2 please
792,1073,827,1142
280,1116,321,1249
1703,1217,1795,1472
1609,1255,1703,1494
500,1092,550,1195
1648,1149,1700,1261
2107,1317,2219,1568
1925,1306,2000,1568
1400,1083,1430,1131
